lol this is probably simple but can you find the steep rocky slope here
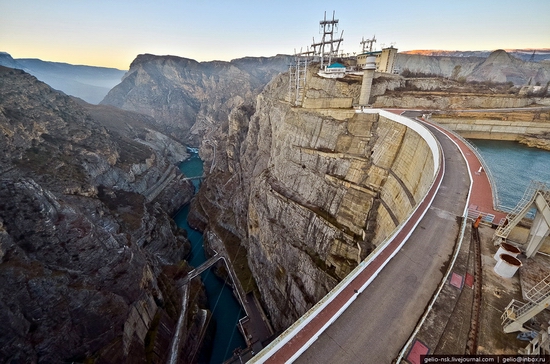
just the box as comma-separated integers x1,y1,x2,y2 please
93,50,549,341
0,66,207,363
100,54,291,145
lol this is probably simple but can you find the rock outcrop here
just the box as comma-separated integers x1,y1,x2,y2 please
0,66,206,363
431,109,550,150
519,133,550,151
100,54,291,145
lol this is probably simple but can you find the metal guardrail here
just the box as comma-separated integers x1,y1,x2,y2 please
429,121,501,211
526,273,550,304
467,208,496,225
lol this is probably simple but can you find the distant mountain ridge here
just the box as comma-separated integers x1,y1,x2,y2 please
401,48,550,62
395,49,550,86
0,52,126,104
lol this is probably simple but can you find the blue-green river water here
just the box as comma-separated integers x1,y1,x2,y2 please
174,154,246,364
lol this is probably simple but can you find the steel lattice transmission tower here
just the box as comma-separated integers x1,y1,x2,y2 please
360,35,376,53
311,11,344,68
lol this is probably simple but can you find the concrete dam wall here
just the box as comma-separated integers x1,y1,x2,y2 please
368,110,438,246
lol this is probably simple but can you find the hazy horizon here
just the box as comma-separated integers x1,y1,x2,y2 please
2,0,549,69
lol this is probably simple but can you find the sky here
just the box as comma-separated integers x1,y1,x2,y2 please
1,0,549,70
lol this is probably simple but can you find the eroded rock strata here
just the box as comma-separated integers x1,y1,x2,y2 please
5,47,549,361
0,66,207,363
101,54,291,145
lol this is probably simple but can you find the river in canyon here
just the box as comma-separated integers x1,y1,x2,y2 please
174,154,246,364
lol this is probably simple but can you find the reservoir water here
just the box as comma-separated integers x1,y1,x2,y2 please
469,139,550,211
174,154,246,364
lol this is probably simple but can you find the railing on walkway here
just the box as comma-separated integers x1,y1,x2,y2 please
502,273,550,333
467,208,496,225
429,121,501,211
494,180,550,242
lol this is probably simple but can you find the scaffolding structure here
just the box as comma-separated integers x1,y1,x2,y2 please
288,11,346,105
288,49,310,107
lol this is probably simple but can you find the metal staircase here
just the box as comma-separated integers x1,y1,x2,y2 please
502,274,550,333
494,181,545,242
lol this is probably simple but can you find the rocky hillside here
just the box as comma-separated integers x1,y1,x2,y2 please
95,51,550,336
0,66,209,363
395,49,550,86
100,54,291,145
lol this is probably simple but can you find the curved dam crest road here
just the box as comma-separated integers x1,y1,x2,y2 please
294,120,470,363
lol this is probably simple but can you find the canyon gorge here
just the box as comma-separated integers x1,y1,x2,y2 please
1,48,550,363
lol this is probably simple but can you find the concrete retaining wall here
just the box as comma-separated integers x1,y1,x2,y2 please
302,97,353,109
432,118,550,140
374,94,534,109
250,109,442,363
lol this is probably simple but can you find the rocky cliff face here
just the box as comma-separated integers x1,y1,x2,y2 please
0,66,206,363
101,54,291,146
95,51,550,338
191,65,436,331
